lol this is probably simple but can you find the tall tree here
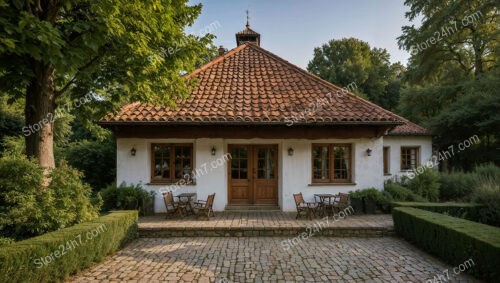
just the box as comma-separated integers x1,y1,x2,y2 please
0,0,215,167
307,38,403,110
397,0,499,170
398,0,498,82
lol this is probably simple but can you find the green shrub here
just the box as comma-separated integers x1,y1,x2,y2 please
348,189,363,200
384,182,426,202
474,163,500,180
48,160,102,225
0,136,25,156
438,164,500,202
100,183,153,215
0,155,100,240
471,175,500,227
0,154,44,239
350,188,381,200
0,211,137,283
392,202,483,221
393,207,500,281
439,171,475,201
377,191,394,213
349,188,391,213
0,237,14,246
60,137,116,190
0,96,24,152
406,169,440,201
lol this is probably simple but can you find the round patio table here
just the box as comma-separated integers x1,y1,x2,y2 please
314,193,338,217
175,193,197,215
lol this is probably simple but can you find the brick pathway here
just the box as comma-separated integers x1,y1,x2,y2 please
68,237,479,282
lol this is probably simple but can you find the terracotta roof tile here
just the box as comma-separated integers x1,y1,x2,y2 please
388,116,431,136
101,43,406,126
235,27,260,36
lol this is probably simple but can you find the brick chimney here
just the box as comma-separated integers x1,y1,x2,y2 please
218,45,226,56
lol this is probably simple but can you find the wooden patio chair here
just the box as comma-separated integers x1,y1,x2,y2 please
162,191,187,218
314,195,325,217
194,193,215,220
293,192,316,220
333,193,350,215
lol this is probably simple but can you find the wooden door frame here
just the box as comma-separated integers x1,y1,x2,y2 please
227,144,279,205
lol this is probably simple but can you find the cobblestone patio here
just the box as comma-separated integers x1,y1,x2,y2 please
68,237,479,282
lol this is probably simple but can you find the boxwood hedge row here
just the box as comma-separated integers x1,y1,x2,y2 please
0,210,138,283
393,207,500,281
392,202,484,221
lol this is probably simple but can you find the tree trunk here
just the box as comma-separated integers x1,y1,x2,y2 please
25,62,56,168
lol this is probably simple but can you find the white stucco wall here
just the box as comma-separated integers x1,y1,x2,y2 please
279,138,384,211
382,136,433,181
117,137,389,212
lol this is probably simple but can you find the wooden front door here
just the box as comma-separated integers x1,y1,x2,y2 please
228,145,278,205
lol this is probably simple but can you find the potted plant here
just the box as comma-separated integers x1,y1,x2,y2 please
140,191,156,216
360,188,380,214
348,190,365,215
376,191,393,213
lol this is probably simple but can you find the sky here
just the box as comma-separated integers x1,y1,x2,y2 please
186,0,416,69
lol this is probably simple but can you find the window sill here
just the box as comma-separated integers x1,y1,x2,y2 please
146,181,196,186
308,182,357,186
384,173,392,176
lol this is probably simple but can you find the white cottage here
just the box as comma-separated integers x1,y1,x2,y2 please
100,25,432,212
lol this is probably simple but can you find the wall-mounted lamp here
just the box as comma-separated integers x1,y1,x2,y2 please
366,148,372,156
211,146,216,156
288,148,294,156
131,147,136,156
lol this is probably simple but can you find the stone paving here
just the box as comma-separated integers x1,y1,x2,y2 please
139,212,394,229
139,213,394,238
68,237,480,283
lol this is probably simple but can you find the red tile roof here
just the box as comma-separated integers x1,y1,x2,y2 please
388,115,431,136
101,42,406,126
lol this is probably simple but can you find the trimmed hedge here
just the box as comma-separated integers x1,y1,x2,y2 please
393,207,500,281
0,210,137,283
392,202,484,221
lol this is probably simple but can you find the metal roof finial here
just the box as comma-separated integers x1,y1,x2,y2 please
246,10,250,28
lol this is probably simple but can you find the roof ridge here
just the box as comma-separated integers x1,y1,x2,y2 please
243,43,403,122
187,43,250,78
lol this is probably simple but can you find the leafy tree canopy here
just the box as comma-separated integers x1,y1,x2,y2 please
0,0,216,167
307,38,403,110
398,0,498,82
397,0,499,170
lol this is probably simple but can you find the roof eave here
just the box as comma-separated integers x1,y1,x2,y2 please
98,120,404,127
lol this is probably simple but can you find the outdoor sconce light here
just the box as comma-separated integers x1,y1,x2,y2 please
211,146,216,156
288,148,294,156
366,148,372,156
130,147,136,156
